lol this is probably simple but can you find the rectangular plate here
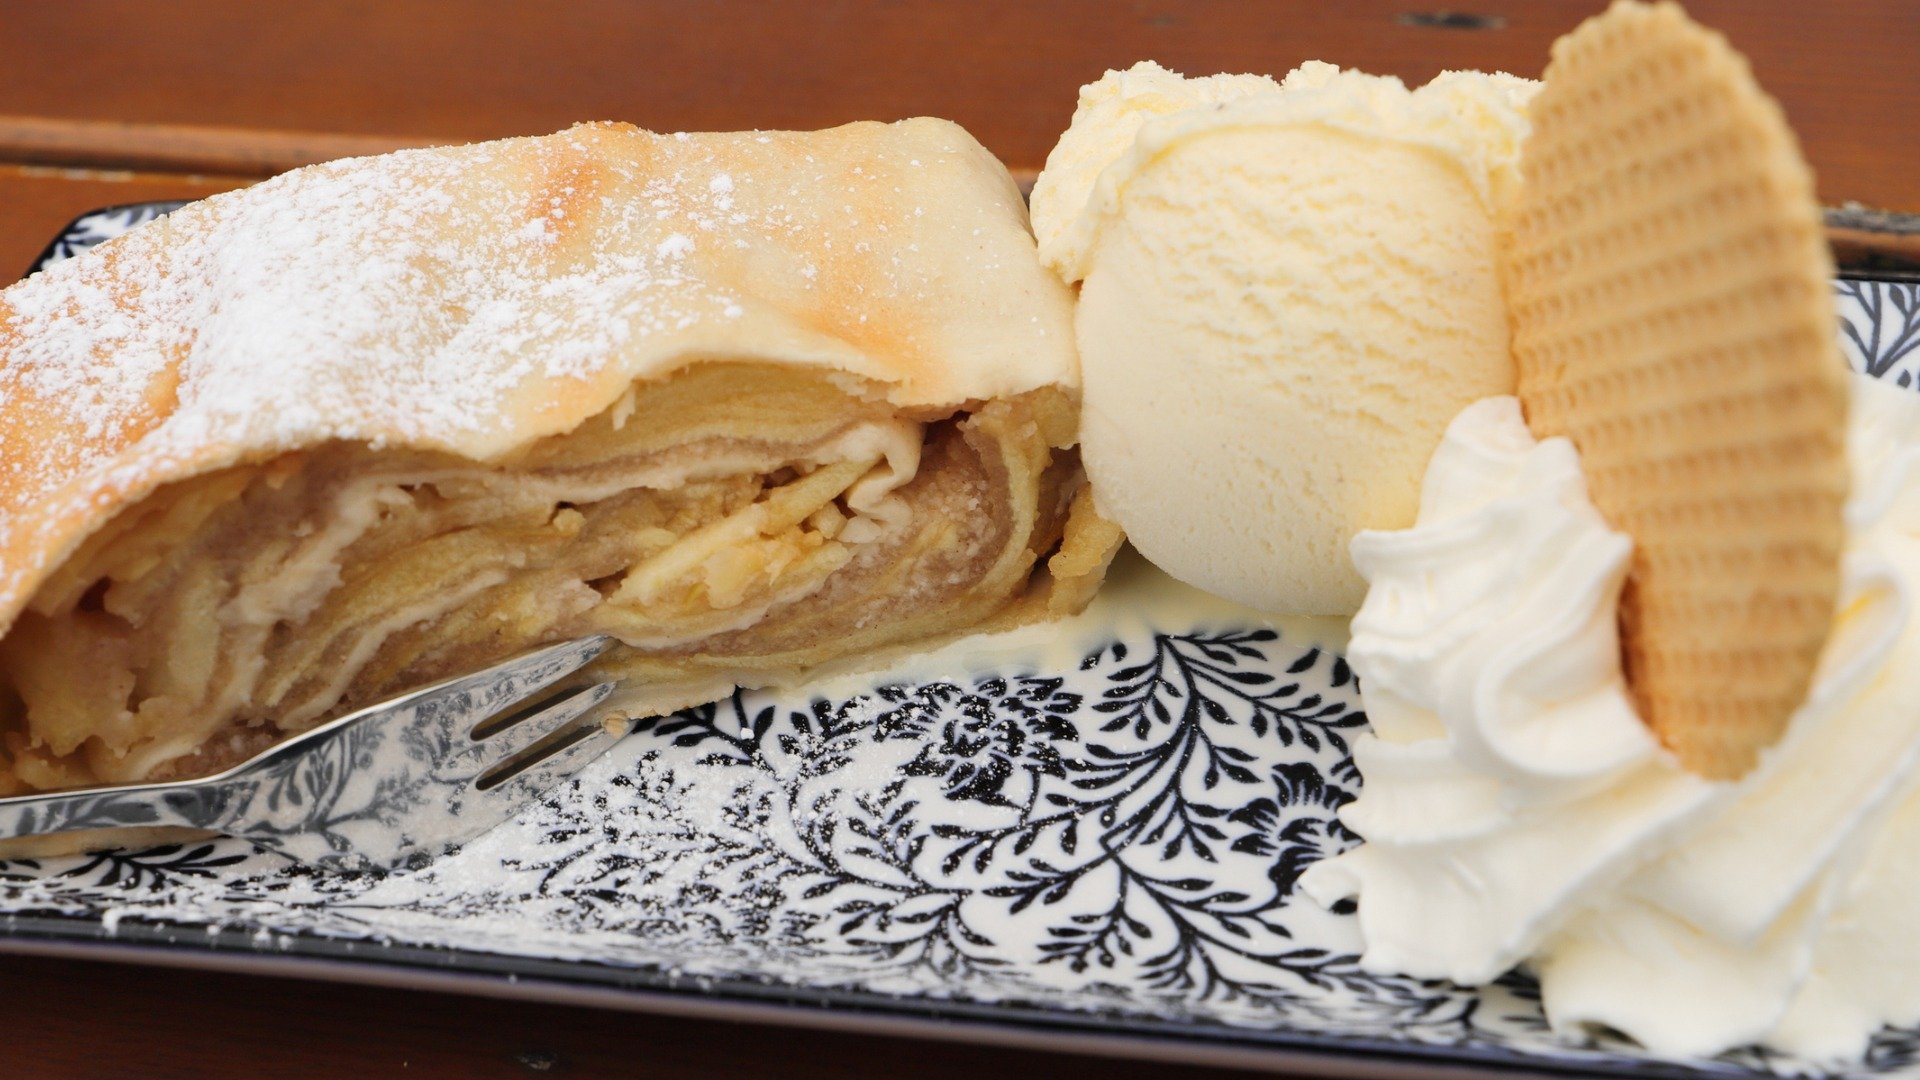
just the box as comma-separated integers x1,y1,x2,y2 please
5,205,1920,1079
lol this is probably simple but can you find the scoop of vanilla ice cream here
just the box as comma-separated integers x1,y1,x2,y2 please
1032,61,1536,614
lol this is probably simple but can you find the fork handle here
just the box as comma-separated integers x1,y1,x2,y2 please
0,778,235,844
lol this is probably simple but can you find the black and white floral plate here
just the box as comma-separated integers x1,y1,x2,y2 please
6,206,1920,1078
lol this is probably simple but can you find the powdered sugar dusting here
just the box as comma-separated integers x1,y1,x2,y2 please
3,137,742,464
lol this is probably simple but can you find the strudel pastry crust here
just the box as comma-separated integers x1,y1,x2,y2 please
0,119,1118,795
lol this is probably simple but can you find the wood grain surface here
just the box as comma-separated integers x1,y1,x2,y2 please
0,116,430,177
0,954,1271,1079
1,0,1917,209
0,3,1915,1078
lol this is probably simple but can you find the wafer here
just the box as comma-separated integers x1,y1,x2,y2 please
1506,0,1851,779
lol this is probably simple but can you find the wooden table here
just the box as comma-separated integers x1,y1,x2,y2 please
0,3,1914,1076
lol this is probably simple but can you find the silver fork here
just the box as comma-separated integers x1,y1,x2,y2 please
0,635,622,871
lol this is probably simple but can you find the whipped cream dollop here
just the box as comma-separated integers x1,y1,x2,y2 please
1301,375,1920,1061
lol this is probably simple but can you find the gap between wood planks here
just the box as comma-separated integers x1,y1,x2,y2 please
1,113,1915,271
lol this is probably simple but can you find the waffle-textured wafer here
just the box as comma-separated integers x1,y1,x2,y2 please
1506,1,1850,780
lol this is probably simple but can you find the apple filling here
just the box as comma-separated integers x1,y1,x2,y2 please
0,362,1112,793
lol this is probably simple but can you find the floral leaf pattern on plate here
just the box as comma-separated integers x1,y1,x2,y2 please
1837,277,1920,389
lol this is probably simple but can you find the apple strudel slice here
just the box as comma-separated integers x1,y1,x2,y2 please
0,118,1119,797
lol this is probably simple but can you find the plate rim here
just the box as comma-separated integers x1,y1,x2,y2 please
0,911,1696,1080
